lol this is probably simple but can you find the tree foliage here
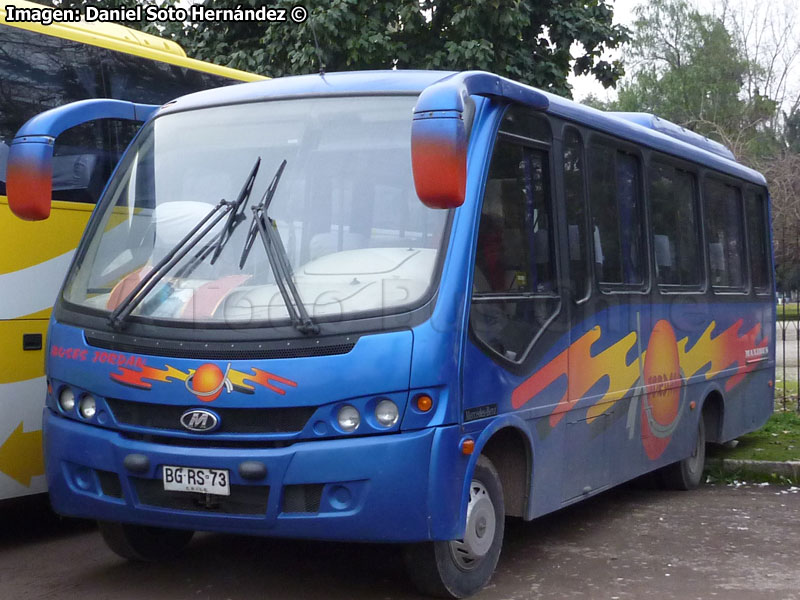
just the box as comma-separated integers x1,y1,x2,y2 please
48,0,629,96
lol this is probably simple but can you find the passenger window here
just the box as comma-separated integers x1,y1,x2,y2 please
649,162,702,287
589,143,645,286
563,128,589,300
704,179,746,289
745,189,770,293
471,130,558,362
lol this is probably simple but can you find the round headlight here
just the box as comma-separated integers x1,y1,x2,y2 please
79,395,97,419
58,387,76,412
375,399,399,427
337,405,360,432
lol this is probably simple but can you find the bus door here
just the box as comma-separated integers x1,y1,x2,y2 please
464,107,567,514
561,132,651,499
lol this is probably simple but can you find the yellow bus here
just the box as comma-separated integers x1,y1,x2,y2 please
0,0,263,501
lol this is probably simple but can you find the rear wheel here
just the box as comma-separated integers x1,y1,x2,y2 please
404,456,505,598
99,521,194,561
659,416,706,490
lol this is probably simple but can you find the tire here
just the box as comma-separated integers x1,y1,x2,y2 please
99,521,194,561
658,416,706,490
404,455,505,598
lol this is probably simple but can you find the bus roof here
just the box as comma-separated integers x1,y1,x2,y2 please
0,0,264,83
160,69,765,188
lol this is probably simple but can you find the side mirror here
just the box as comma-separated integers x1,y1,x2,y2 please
410,111,469,210
411,71,549,210
7,99,157,220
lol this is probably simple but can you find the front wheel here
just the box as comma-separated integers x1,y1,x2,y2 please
404,455,505,598
98,521,194,561
658,416,706,490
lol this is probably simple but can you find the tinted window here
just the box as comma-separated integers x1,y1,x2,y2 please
649,162,702,287
97,46,232,105
589,143,645,286
745,189,770,292
563,128,589,299
471,121,557,362
0,26,101,196
0,24,238,200
704,179,745,289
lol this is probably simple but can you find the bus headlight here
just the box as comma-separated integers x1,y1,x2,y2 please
337,405,360,432
375,399,398,427
79,394,97,419
58,387,76,412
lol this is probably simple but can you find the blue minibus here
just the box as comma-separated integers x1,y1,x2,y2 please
6,70,775,597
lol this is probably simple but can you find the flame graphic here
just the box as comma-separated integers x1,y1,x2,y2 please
512,318,768,428
511,327,639,428
228,368,298,396
677,319,767,391
111,364,188,390
111,363,297,396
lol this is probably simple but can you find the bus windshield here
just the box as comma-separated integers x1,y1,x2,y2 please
62,95,449,327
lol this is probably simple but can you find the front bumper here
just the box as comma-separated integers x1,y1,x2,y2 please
45,410,462,542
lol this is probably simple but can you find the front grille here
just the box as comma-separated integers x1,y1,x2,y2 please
283,484,324,513
122,433,295,449
133,478,269,515
106,398,315,434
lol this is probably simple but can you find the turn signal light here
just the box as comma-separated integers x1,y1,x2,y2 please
416,394,433,412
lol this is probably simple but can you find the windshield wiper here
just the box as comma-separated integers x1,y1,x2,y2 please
239,160,319,335
209,157,261,265
106,158,261,330
107,197,235,329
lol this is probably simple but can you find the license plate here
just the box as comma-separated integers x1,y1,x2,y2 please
162,465,230,496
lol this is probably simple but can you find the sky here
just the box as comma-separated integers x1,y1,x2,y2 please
567,0,641,102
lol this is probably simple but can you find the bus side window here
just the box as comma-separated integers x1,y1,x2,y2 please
563,128,590,300
704,179,746,290
52,120,137,204
745,189,771,293
589,143,645,287
649,162,702,288
471,135,558,363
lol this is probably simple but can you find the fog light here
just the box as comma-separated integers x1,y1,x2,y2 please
337,405,360,432
375,399,398,427
58,387,76,412
79,395,97,419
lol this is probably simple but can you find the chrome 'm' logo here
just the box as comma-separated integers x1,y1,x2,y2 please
180,408,220,433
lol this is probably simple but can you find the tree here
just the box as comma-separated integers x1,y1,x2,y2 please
610,0,760,149
47,0,630,97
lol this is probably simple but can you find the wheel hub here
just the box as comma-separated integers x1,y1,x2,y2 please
449,481,496,571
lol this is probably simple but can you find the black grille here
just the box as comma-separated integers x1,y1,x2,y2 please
106,398,315,434
122,433,295,449
133,478,269,515
283,484,324,513
96,469,123,498
85,333,356,360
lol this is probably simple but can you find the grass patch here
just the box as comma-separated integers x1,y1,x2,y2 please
708,409,800,462
704,464,798,486
775,379,798,398
777,303,799,321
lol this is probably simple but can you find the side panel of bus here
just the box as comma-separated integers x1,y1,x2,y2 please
461,105,774,520
0,24,247,499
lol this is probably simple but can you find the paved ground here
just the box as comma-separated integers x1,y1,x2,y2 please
1,483,799,600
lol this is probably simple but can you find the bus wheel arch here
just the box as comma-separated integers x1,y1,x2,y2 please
477,425,532,518
700,389,725,443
